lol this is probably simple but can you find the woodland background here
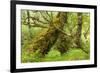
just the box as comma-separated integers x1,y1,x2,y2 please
21,10,90,63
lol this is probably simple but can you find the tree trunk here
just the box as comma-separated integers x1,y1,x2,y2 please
27,10,32,43
75,13,82,48
54,13,71,54
28,12,67,57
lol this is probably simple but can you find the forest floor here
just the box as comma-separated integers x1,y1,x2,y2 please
21,47,90,63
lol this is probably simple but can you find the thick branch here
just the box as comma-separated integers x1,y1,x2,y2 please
52,24,71,37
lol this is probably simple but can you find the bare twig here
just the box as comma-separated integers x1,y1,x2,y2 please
40,12,50,22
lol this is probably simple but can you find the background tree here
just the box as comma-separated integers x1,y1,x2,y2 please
75,13,82,48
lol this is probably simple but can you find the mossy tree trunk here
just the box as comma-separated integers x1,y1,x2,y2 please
28,12,67,57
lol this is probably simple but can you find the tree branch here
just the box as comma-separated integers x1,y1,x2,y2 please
29,16,49,24
80,48,89,54
45,11,51,18
23,22,48,28
40,12,50,22
83,26,90,39
30,24,48,28
52,23,71,37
